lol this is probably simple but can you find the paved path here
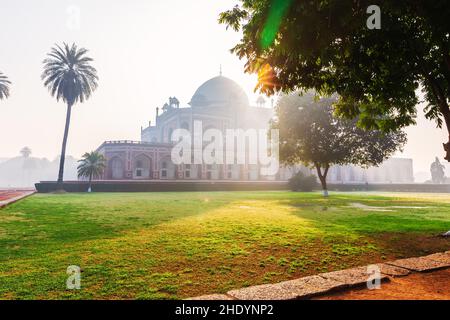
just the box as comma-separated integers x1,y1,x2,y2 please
189,251,450,300
0,189,35,208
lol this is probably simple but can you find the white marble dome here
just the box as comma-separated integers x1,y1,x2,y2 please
189,75,249,107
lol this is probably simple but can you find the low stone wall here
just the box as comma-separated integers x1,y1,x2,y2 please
35,180,290,193
327,183,450,193
35,180,450,193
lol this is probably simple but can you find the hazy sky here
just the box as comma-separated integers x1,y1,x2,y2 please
0,0,448,175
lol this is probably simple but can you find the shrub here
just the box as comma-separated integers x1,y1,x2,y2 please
288,171,318,192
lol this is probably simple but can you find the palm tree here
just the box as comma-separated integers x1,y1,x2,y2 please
0,71,11,100
77,151,106,192
42,43,98,190
20,147,32,158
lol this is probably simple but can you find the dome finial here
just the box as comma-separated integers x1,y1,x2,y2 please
219,64,222,76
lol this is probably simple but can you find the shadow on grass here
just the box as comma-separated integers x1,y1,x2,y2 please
0,192,233,261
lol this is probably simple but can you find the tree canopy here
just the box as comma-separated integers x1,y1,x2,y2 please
219,0,450,160
270,92,407,194
42,43,98,107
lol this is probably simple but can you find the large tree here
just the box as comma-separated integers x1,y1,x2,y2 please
42,43,98,190
219,1,450,161
271,92,407,195
0,71,11,100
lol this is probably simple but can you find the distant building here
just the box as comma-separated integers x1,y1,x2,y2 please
326,158,414,184
95,74,414,184
277,158,414,184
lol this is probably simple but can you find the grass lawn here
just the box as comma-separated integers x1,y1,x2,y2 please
0,191,449,299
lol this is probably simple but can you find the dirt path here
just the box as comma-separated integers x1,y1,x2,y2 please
315,269,450,300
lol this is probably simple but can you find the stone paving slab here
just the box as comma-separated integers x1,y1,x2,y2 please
186,294,234,300
228,283,298,300
428,252,450,264
278,275,347,299
188,251,450,300
227,275,346,300
386,252,450,272
376,263,411,277
320,266,389,286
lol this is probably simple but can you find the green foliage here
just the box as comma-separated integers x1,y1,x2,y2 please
220,1,450,159
77,151,106,179
77,151,107,189
271,92,407,190
288,171,318,192
0,71,11,100
259,0,294,49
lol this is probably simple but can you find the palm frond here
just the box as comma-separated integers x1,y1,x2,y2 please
77,151,107,179
0,71,11,100
42,43,99,106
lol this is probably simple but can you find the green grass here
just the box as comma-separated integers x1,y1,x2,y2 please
0,191,449,299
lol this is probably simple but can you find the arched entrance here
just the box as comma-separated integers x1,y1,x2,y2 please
160,157,176,179
133,154,152,179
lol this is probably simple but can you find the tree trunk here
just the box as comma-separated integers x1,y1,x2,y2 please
56,103,73,190
435,104,450,162
315,163,330,197
88,172,92,193
433,87,450,162
427,85,450,161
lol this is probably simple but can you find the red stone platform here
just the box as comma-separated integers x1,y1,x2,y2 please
0,190,35,208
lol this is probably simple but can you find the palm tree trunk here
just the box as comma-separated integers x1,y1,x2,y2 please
56,102,73,190
88,172,93,192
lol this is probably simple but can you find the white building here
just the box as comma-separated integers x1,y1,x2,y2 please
96,74,414,183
